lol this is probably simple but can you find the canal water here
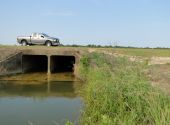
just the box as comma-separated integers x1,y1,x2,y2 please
0,72,83,125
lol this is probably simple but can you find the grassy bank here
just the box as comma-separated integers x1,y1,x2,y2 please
78,52,170,125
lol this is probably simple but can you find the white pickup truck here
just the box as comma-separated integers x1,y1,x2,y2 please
17,33,60,46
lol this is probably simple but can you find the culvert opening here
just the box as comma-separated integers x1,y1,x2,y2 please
22,55,48,73
51,56,75,73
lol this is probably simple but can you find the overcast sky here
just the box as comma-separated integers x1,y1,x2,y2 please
0,0,170,47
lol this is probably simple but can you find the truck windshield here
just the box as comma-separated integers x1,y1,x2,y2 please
42,33,49,37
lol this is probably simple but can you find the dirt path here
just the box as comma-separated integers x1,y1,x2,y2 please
149,57,170,65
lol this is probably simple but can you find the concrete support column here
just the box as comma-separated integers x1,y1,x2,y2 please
47,55,55,74
47,56,51,93
47,56,51,74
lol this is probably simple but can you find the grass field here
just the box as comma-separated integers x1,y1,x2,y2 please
113,48,170,57
89,47,170,57
78,52,170,125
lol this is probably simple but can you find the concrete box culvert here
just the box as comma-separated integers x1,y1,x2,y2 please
0,53,78,76
22,55,48,73
50,55,75,73
22,55,76,74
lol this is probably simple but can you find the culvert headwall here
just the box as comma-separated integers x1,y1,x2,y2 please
0,48,80,76
0,52,22,76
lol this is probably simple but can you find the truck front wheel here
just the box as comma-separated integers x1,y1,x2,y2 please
21,40,27,46
46,41,52,47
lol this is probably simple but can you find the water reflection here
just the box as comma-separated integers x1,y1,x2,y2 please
0,81,81,98
0,72,78,82
0,73,83,125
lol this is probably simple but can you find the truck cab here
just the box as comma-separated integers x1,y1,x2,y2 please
31,33,47,44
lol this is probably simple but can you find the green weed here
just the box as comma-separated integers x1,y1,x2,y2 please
79,52,170,125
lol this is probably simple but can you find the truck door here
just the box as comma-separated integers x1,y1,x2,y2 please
31,33,40,44
38,34,46,44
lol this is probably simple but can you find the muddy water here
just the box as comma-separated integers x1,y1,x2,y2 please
0,73,83,125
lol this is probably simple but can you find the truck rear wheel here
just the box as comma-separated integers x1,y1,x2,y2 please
46,41,52,47
21,40,27,46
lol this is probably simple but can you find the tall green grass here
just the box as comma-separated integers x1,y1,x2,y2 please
79,52,170,125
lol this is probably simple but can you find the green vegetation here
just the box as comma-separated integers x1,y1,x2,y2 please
63,45,170,57
79,52,170,125
113,48,170,57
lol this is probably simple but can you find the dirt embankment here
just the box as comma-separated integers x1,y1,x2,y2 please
147,64,170,95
